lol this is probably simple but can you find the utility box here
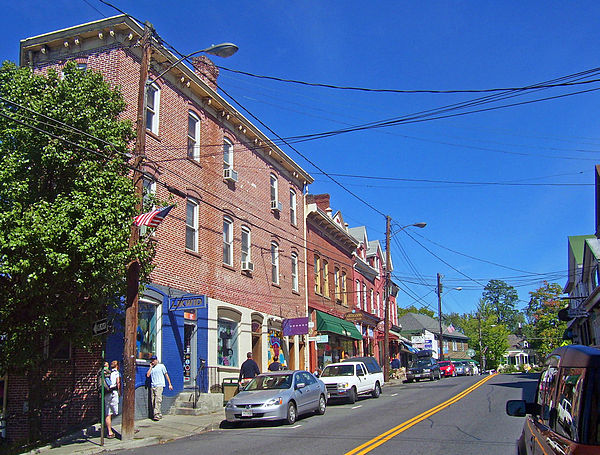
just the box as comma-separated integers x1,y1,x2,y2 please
222,378,239,406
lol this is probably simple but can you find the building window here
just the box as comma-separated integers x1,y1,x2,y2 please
323,260,329,298
370,289,374,313
334,267,340,301
270,174,278,204
138,300,159,360
452,340,457,351
223,216,233,266
217,319,238,367
185,198,198,252
291,252,299,292
76,62,87,72
223,137,233,170
289,189,297,225
376,292,381,316
141,177,156,236
356,280,361,308
362,283,367,310
314,255,321,294
342,272,347,306
271,241,279,284
241,226,251,264
146,82,160,134
188,112,200,161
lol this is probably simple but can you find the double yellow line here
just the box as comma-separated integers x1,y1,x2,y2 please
345,373,499,455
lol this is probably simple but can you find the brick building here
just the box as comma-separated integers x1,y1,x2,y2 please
13,14,312,442
305,194,361,372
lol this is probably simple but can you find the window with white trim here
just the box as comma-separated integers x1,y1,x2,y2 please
241,226,251,264
223,216,233,266
342,272,347,306
362,283,367,310
334,267,340,301
314,255,321,294
356,280,361,308
270,174,278,204
185,198,198,252
146,82,160,134
271,241,279,284
323,260,329,297
187,112,200,161
141,177,156,236
376,292,381,316
291,252,299,292
223,137,233,170
370,289,374,313
289,189,297,225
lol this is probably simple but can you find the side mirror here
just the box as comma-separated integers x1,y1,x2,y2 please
313,372,320,378
506,400,527,417
296,382,306,390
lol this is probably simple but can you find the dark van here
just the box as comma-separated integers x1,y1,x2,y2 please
506,344,600,454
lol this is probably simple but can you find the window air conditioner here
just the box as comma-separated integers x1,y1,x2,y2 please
271,200,282,212
223,168,238,182
241,261,254,272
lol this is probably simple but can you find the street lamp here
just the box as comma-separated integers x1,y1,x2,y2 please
384,219,426,382
437,279,461,361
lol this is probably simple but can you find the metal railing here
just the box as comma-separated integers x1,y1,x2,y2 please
193,360,223,408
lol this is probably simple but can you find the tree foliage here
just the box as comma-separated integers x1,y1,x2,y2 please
397,304,435,319
480,279,524,332
526,282,568,358
0,62,153,371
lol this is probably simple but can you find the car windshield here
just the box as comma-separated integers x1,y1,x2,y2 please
438,361,451,366
321,365,354,377
244,374,293,390
410,359,430,368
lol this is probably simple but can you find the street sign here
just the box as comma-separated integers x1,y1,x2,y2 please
567,308,589,318
92,318,110,336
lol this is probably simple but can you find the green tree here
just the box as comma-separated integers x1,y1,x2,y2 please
397,304,435,319
526,282,568,358
0,61,154,372
481,279,524,332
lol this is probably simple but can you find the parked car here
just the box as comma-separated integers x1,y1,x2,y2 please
455,360,473,376
467,360,480,375
506,344,600,454
453,361,465,376
438,360,457,377
321,360,383,403
405,357,441,382
225,370,326,425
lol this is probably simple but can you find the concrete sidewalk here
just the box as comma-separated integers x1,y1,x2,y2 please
26,411,226,455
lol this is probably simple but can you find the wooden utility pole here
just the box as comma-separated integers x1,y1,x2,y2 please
122,21,153,440
383,216,391,382
437,273,444,360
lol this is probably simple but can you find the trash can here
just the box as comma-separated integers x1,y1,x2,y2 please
222,377,239,406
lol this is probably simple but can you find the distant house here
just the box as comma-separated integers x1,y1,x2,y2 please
504,334,536,366
398,313,470,360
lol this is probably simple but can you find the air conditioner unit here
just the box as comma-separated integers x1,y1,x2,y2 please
241,261,254,272
271,200,282,212
223,168,238,182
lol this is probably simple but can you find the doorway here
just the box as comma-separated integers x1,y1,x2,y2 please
183,310,197,388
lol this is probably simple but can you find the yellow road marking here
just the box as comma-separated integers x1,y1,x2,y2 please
345,374,499,455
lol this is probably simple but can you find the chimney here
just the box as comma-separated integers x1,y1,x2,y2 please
192,55,219,91
308,194,331,212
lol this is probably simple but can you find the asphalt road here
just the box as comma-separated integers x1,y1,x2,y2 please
114,373,539,455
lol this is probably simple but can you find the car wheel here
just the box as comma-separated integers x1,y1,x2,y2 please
285,402,297,425
452,371,456,377
437,371,442,380
405,379,413,383
429,372,435,381
348,386,357,404
316,394,326,415
371,382,381,398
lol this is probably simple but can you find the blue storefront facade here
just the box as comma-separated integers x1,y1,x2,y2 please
106,283,209,418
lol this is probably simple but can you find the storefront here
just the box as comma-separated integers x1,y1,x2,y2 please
314,310,362,369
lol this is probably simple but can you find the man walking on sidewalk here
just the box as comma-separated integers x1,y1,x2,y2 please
147,355,173,421
238,352,260,389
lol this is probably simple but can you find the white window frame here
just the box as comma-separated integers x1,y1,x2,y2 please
291,252,299,292
270,174,278,203
370,289,374,313
341,271,347,305
186,198,199,252
223,216,233,266
356,280,361,308
188,111,200,161
271,241,279,284
289,189,297,225
323,260,329,297
223,137,233,170
146,82,160,135
141,178,156,236
241,226,251,264
362,283,367,311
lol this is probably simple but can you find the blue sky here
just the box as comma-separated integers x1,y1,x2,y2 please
3,1,600,317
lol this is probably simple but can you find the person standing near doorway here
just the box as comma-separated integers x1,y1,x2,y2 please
147,355,173,421
105,360,121,438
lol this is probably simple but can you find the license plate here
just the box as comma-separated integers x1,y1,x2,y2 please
241,409,252,417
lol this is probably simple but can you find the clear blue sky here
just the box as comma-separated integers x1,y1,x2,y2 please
3,1,600,317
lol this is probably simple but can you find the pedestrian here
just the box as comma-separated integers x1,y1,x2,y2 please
391,356,400,369
268,359,281,371
105,360,121,439
238,352,260,388
146,355,173,421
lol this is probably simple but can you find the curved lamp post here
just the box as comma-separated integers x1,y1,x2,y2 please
384,220,427,382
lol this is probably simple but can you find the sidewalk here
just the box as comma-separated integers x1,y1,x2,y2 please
26,411,226,455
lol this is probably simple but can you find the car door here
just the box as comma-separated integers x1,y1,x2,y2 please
301,371,321,411
294,372,311,414
529,356,560,455
356,363,369,393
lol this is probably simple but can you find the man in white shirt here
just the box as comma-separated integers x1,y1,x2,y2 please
105,360,121,438
146,355,173,421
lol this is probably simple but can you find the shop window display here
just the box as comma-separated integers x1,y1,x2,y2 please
138,301,158,359
218,319,238,367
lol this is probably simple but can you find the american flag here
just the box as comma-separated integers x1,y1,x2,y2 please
447,324,456,333
133,205,174,228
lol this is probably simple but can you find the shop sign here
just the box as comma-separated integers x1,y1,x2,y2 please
169,294,207,311
282,317,309,336
311,334,329,343
568,308,589,318
411,336,425,345
344,312,363,322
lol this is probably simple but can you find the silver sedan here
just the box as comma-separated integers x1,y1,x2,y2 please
225,370,327,425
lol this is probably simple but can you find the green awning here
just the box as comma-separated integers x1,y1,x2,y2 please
316,310,362,340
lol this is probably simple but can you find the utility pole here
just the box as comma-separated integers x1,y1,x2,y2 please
122,21,153,440
437,273,444,361
383,215,391,382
